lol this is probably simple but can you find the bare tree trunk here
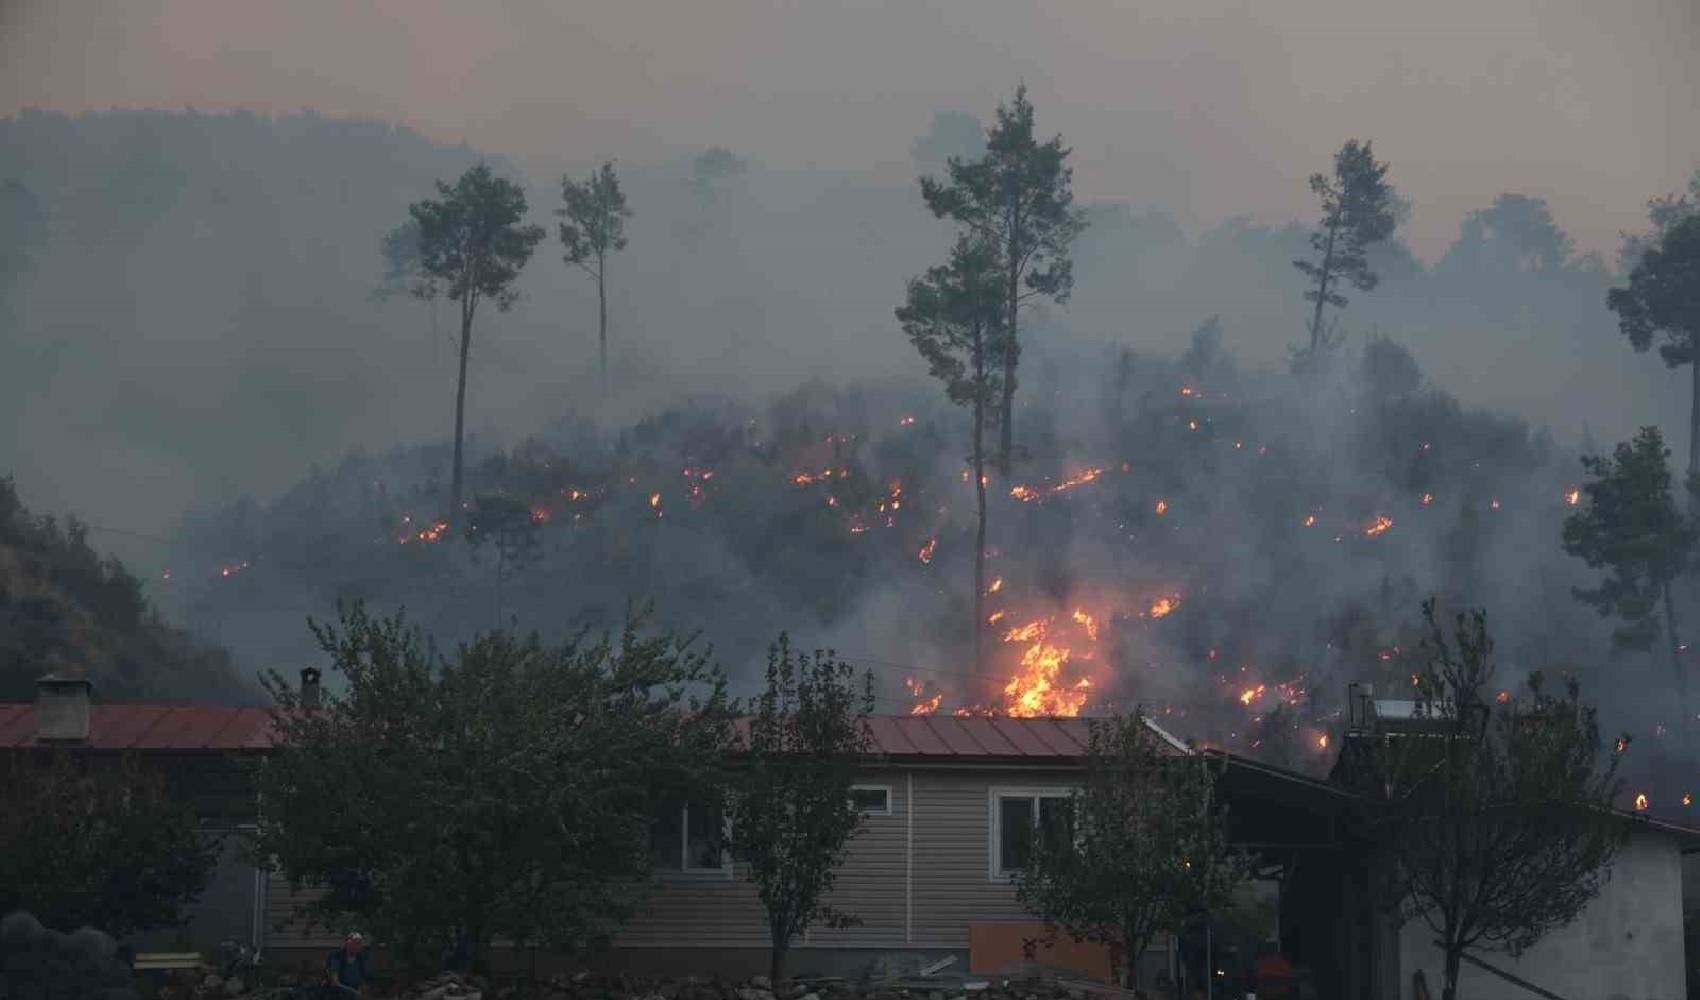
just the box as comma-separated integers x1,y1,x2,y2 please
1441,946,1461,1000
598,253,609,392
450,298,474,524
999,212,1021,472
973,392,987,676
1308,222,1339,355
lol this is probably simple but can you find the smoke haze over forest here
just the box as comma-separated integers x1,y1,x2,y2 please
2,0,1700,813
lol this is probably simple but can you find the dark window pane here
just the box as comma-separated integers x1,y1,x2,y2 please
999,796,1035,872
685,802,724,870
1039,796,1075,852
851,787,890,814
650,801,683,870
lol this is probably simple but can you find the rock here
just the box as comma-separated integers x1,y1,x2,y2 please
223,977,245,996
751,978,773,991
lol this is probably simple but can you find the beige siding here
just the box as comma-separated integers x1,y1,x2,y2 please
910,767,1082,948
808,776,906,947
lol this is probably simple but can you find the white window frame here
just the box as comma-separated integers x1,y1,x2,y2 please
659,800,733,880
987,786,1078,882
850,783,893,816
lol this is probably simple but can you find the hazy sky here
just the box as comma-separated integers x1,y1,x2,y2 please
3,0,1697,260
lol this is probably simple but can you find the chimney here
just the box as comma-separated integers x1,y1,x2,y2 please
300,667,322,708
35,674,92,742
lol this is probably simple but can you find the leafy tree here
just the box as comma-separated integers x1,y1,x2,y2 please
1013,712,1247,988
1292,140,1398,354
0,751,216,936
250,604,731,970
726,634,874,983
921,85,1087,470
557,162,633,388
897,236,1005,670
1607,215,1700,477
464,493,546,629
404,164,546,524
1620,166,1699,271
1562,427,1696,677
1437,193,1575,275
1375,600,1625,1000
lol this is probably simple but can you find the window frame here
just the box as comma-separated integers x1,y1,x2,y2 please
849,783,894,816
987,785,1079,882
654,800,733,880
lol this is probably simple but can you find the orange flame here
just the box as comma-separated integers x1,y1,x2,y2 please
1634,793,1649,812
987,610,1008,625
905,677,943,716
1008,468,1105,503
917,537,938,563
1495,690,1510,704
1071,609,1100,641
1302,513,1317,527
1685,793,1693,807
1154,499,1169,515
1148,596,1179,619
1364,515,1394,537
987,577,1004,594
1316,733,1329,750
1564,488,1581,506
999,614,1098,717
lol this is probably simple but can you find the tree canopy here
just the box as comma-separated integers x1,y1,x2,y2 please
1292,139,1398,355
250,604,732,970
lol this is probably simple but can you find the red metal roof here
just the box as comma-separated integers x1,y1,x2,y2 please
0,703,277,751
0,704,1174,760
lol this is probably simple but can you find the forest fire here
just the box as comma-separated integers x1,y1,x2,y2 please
991,606,1111,718
1008,467,1106,503
906,677,942,715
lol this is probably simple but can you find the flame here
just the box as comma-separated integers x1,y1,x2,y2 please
905,677,943,715
1364,515,1394,537
1489,499,1501,511
1008,467,1105,503
1685,793,1693,807
649,492,662,517
917,537,938,563
529,505,551,524
1302,513,1317,527
1495,690,1510,704
1154,499,1169,515
1420,492,1434,506
1187,419,1200,431
987,610,1008,625
1316,733,1329,750
1615,736,1629,754
998,614,1098,717
218,560,251,578
987,577,1004,594
899,415,917,426
1180,385,1197,397
1238,684,1266,707
1564,487,1581,506
1148,596,1179,619
1634,793,1649,812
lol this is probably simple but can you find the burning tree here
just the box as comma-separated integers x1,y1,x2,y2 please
726,635,875,983
557,161,633,389
1012,713,1247,989
920,84,1086,471
403,164,546,525
897,234,1006,673
1292,139,1399,356
1561,426,1696,680
1375,600,1626,1000
250,604,732,970
1607,214,1700,479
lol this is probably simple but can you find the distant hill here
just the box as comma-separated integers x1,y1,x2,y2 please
0,477,254,703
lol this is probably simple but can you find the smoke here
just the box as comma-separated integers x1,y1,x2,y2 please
1,108,1694,807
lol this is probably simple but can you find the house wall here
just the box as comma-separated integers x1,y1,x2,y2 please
1396,828,1686,1000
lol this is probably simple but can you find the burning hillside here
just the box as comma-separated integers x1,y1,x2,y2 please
155,335,1693,800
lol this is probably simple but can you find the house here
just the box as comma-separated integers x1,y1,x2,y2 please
0,674,1691,998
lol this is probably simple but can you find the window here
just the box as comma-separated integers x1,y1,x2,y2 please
990,789,1076,879
850,785,892,816
650,800,729,875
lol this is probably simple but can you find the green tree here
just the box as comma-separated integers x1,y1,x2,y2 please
897,235,1005,671
726,635,874,983
557,161,633,388
1607,215,1700,478
1437,193,1574,275
1013,712,1247,988
920,84,1086,471
1619,166,1699,271
405,164,546,524
249,604,731,970
1292,140,1399,355
1561,427,1696,677
1376,601,1625,1000
0,751,216,936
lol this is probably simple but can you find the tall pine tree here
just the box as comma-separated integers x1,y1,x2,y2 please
1292,140,1398,356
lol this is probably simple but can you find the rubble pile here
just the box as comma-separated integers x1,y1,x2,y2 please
0,911,140,1000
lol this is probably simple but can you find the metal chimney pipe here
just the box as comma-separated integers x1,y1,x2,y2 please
35,674,92,742
300,667,322,708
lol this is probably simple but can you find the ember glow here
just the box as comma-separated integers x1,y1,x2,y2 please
1147,595,1179,619
1302,513,1317,527
1564,487,1581,506
917,537,937,563
1364,515,1394,537
1635,792,1649,812
987,577,1003,594
1154,499,1169,515
906,677,942,716
1008,467,1105,503
218,560,251,578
